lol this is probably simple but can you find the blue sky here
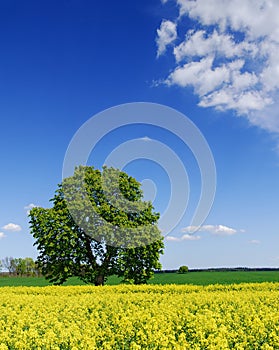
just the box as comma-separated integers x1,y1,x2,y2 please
1,0,279,269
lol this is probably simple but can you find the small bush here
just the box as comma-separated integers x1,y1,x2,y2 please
178,266,188,274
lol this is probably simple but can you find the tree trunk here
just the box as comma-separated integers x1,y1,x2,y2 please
95,274,104,286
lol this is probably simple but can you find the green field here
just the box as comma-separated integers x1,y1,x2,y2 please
0,270,279,287
149,270,279,285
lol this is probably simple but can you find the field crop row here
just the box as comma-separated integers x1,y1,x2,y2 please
0,283,279,349
1,270,279,287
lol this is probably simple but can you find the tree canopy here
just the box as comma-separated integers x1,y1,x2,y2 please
29,166,164,285
1,257,39,276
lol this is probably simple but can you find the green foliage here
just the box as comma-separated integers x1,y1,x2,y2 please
178,265,189,274
29,166,164,286
1,257,39,276
118,242,163,284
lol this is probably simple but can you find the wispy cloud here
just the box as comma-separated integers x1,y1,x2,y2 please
157,0,279,135
2,223,22,232
0,232,6,239
249,239,261,245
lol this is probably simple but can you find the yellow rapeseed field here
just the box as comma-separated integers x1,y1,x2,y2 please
0,283,279,349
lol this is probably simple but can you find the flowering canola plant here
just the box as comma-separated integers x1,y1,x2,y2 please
0,283,279,349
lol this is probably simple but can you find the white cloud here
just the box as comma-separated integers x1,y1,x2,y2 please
166,224,238,241
158,0,279,135
165,235,181,242
199,88,272,115
177,0,279,40
203,224,237,235
165,233,201,241
2,223,22,232
248,101,279,134
156,20,177,57
174,30,258,62
181,224,238,236
249,239,260,244
24,203,37,211
0,232,6,239
167,56,244,96
24,203,38,214
182,233,201,240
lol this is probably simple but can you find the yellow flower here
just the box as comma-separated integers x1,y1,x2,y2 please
0,283,278,348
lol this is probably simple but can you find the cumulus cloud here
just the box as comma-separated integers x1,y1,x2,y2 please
157,0,279,134
24,203,38,214
0,232,6,239
24,203,37,211
181,233,201,240
166,233,201,241
165,235,181,242
174,30,258,62
156,20,177,57
166,224,238,241
2,223,22,232
182,224,237,236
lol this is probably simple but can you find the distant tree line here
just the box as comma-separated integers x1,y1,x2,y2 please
0,257,41,276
